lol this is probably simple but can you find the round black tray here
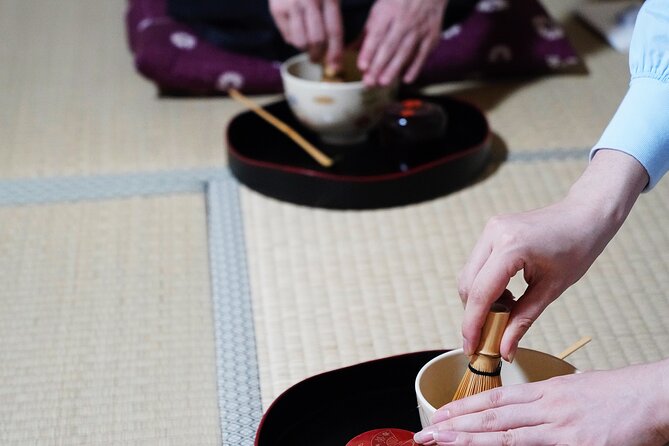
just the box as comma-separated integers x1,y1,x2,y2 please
227,96,490,209
255,350,447,446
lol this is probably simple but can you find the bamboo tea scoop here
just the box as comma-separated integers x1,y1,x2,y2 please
227,88,334,168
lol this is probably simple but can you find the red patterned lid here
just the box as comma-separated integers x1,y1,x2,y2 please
346,428,416,446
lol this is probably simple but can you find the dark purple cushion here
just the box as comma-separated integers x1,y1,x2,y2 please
418,0,580,85
126,0,283,95
126,0,580,95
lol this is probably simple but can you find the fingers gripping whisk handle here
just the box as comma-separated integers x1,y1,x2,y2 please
476,303,510,357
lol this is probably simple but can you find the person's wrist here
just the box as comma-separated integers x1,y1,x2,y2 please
566,149,648,229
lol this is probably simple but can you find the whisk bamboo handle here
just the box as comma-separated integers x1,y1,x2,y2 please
476,303,510,357
557,336,592,360
227,88,334,168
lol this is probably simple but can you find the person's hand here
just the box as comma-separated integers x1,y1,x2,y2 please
269,0,344,70
357,0,447,86
458,150,648,361
413,360,669,445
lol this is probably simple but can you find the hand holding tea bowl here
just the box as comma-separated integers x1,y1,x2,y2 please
414,357,669,445
414,348,577,430
280,52,396,145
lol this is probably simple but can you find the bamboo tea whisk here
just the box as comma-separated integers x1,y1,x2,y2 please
452,302,510,401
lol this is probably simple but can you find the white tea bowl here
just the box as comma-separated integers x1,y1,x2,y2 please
280,53,396,145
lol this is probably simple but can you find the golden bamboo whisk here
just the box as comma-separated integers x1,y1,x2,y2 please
452,303,510,401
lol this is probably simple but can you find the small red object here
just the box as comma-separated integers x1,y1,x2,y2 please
346,428,416,446
401,99,423,109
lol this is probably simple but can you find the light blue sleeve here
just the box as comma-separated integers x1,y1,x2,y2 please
590,0,669,190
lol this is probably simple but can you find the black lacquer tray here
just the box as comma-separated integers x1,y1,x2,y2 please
255,350,447,446
227,95,490,209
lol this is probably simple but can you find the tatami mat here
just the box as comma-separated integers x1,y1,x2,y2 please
1,0,666,444
0,0,234,179
241,157,669,409
0,195,220,445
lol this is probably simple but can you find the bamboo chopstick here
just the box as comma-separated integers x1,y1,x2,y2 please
557,336,592,360
228,88,334,168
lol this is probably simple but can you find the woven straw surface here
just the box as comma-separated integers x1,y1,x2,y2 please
1,0,667,443
0,0,234,179
0,195,220,445
242,158,669,409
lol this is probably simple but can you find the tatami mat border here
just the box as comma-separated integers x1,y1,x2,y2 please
207,179,263,446
0,168,225,206
505,147,588,162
